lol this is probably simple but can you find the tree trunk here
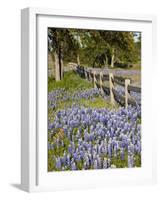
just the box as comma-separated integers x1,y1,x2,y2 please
93,58,96,68
60,57,63,80
77,53,80,66
105,54,108,68
111,48,115,68
58,41,64,80
54,51,60,81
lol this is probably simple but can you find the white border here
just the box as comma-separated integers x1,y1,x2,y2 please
21,7,157,192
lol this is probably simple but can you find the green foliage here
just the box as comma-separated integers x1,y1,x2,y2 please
48,28,141,70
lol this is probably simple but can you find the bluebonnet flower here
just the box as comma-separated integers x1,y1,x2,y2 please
48,87,141,171
120,147,125,160
103,157,108,169
97,156,102,169
71,162,76,170
108,143,112,158
128,154,134,168
55,157,61,169
94,159,98,169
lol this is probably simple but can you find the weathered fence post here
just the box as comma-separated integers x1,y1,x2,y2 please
99,72,103,94
85,70,88,80
109,73,115,106
125,79,130,108
82,66,85,77
89,70,92,81
93,71,97,89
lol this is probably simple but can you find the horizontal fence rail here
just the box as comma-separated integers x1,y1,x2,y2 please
76,66,141,107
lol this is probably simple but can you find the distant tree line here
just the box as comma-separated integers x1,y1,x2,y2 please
48,28,141,81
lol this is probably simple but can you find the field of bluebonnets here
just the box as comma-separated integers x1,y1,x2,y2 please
48,70,141,172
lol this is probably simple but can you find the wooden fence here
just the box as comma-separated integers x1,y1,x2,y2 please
76,66,141,108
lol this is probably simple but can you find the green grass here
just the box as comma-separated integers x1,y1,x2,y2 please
48,70,115,123
48,70,118,124
48,71,93,92
49,96,112,112
110,151,141,168
79,97,113,109
48,96,114,125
